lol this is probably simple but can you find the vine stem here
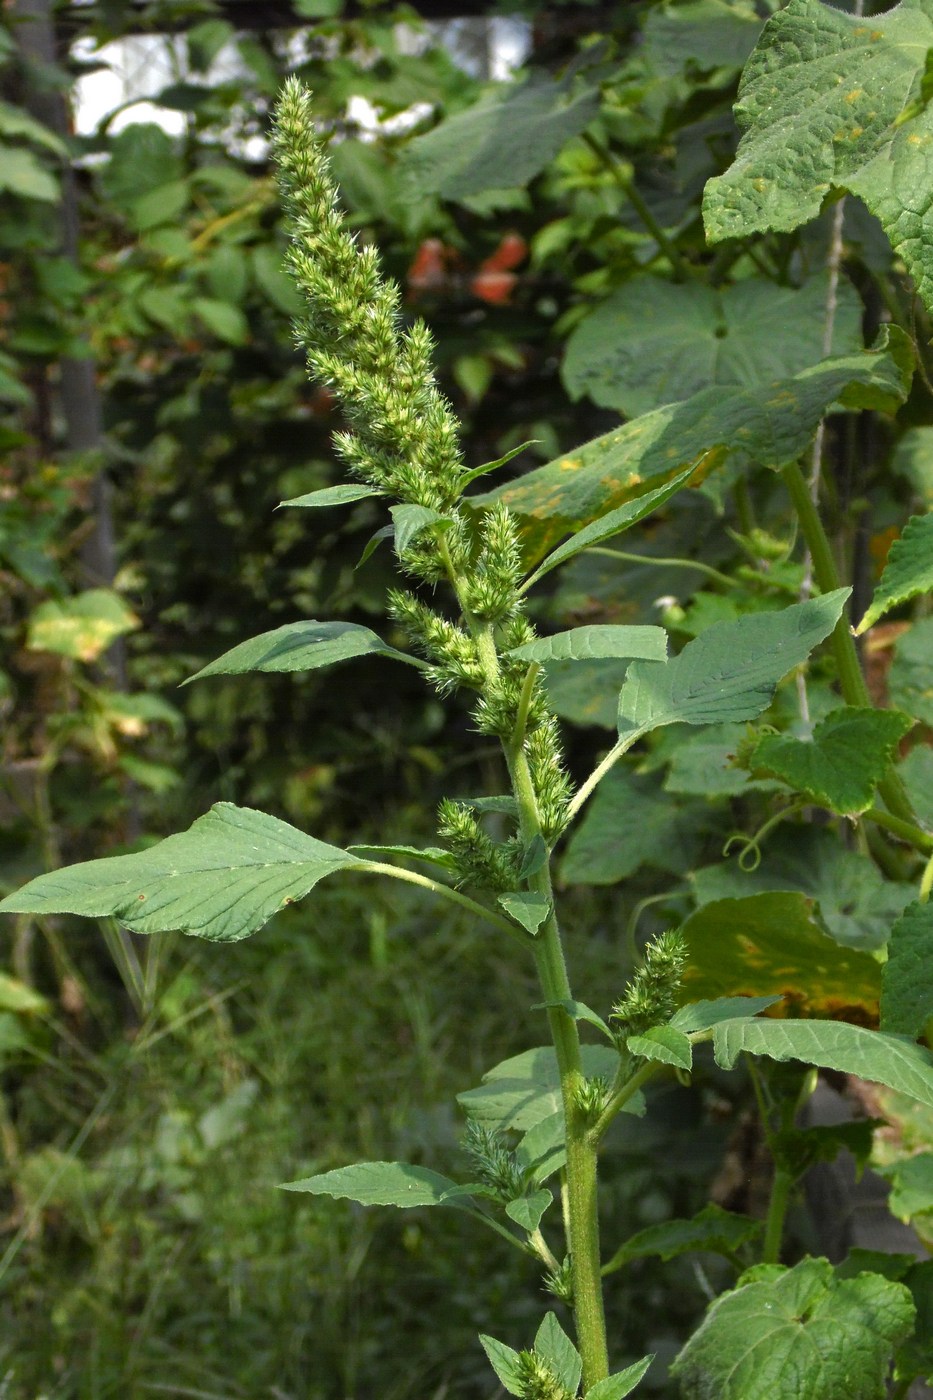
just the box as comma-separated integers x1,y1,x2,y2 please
781,462,918,828
354,861,527,943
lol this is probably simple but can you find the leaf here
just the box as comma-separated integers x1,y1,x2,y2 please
881,901,933,1041
192,296,249,345
750,706,913,814
562,770,704,886
691,826,914,953
606,1203,762,1268
616,590,849,740
703,0,933,316
461,439,540,487
346,843,456,871
185,621,423,684
479,1335,524,1396
563,273,862,417
403,77,600,200
670,1256,915,1400
534,999,614,1041
671,997,782,1034
857,513,933,633
889,617,933,726
278,483,382,509
507,625,667,665
100,124,183,206
0,973,49,1016
458,1045,621,1133
0,803,360,943
515,1110,567,1183
251,243,304,317
544,659,633,730
642,0,763,78
586,1356,655,1400
0,145,58,202
534,1312,581,1394
26,589,140,662
679,893,882,1018
625,1025,693,1071
714,1019,933,1111
664,723,781,798
880,1153,933,1224
899,745,933,829
279,1160,474,1208
505,1189,552,1233
518,834,548,880
522,462,706,587
498,893,550,936
0,100,67,155
479,335,911,562
389,503,451,555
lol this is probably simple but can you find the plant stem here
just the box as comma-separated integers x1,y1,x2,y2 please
781,461,918,826
582,133,695,281
581,547,736,589
355,861,526,942
565,731,643,826
862,807,933,854
591,1060,660,1146
761,1165,793,1265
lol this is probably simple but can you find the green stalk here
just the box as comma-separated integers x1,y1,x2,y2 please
761,1165,793,1265
781,462,918,826
456,595,610,1388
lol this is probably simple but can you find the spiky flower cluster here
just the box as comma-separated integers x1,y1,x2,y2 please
462,1120,528,1201
273,80,574,862
611,931,688,1042
515,1351,574,1400
437,799,522,892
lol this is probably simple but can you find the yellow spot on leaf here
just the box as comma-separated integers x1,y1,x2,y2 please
845,88,864,104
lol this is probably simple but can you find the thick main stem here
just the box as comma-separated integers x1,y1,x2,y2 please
467,610,609,1387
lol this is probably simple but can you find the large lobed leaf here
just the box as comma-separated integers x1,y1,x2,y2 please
671,1256,915,1399
0,804,360,942
563,273,863,417
751,705,913,814
715,1017,933,1110
616,590,849,739
481,335,910,562
704,0,933,315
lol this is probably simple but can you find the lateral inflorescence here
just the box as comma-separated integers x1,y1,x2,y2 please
611,930,688,1042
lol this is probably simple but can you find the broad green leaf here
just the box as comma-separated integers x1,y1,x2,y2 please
889,617,933,726
458,1045,620,1133
535,999,614,1041
896,1258,933,1380
498,892,550,936
680,893,882,1016
881,901,933,1040
586,1356,655,1400
0,803,360,943
535,1313,581,1394
625,1025,693,1071
664,723,781,798
515,1110,567,1183
390,503,451,555
185,621,423,684
523,463,705,587
507,626,667,665
100,124,183,206
479,1335,524,1396
278,483,382,509
0,100,67,155
670,1256,915,1400
671,997,782,1034
562,770,704,886
505,1189,552,1233
0,146,58,202
857,513,933,633
192,296,249,345
892,426,933,508
692,826,915,953
480,335,911,562
605,1203,761,1269
750,705,913,814
544,658,633,730
641,0,763,78
402,77,599,200
703,0,933,315
461,440,540,487
518,835,548,881
27,589,140,662
714,1019,933,1111
563,274,862,417
279,1160,473,1207
617,591,849,740
251,243,304,316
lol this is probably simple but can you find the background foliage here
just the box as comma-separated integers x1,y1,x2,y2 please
1,0,932,1395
